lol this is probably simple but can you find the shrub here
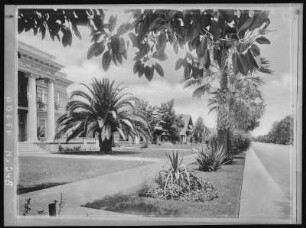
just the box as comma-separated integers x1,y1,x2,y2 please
196,145,228,172
231,129,251,154
138,151,218,202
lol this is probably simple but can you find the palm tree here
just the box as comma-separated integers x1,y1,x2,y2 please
55,78,151,153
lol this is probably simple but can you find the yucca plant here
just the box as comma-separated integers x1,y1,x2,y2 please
157,151,191,191
196,145,227,172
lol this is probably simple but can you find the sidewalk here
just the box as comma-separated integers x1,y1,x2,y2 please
239,147,293,223
18,153,197,218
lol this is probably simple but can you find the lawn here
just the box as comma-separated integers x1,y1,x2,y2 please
84,153,246,218
18,156,151,194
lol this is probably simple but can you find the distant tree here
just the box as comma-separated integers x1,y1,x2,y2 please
134,99,158,140
193,117,210,143
255,115,293,145
55,78,151,153
158,99,184,142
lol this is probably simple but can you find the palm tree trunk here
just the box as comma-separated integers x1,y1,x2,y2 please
101,138,113,154
217,66,232,155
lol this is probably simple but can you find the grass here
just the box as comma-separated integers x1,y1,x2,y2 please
18,156,151,194
84,153,246,218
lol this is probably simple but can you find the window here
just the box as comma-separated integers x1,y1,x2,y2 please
37,87,47,103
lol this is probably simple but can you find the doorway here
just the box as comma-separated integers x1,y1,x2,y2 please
18,110,27,142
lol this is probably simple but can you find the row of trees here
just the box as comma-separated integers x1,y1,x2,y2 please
20,8,272,155
254,115,294,145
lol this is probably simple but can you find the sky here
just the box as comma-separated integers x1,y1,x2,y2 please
18,5,299,136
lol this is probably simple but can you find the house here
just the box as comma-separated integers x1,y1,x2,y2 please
179,115,194,143
18,41,73,143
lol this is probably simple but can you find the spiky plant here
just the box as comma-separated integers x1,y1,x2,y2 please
157,151,191,190
55,78,151,153
196,145,228,172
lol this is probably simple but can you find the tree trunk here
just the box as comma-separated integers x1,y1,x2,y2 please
101,138,113,154
217,129,232,155
217,66,232,155
98,133,113,154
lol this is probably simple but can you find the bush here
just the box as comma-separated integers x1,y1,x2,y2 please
138,151,218,202
196,145,228,172
231,129,251,154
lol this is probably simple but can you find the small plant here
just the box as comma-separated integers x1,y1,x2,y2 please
196,145,227,172
58,192,65,216
23,198,31,216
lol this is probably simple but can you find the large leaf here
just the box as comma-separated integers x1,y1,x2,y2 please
108,15,117,32
138,63,145,78
255,36,271,44
154,63,164,77
102,50,111,71
117,23,131,35
250,44,260,56
87,42,100,59
145,65,154,81
238,16,254,32
117,37,125,54
175,58,184,70
237,54,248,75
71,23,82,39
249,11,269,31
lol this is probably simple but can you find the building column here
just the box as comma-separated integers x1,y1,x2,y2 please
47,79,55,142
26,75,38,142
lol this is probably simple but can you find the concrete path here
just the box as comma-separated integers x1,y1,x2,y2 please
18,153,197,219
239,143,294,223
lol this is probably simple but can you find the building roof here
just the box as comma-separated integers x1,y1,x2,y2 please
18,41,73,85
179,114,193,136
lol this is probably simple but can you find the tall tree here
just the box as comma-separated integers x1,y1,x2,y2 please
55,78,151,153
19,8,272,154
158,99,184,142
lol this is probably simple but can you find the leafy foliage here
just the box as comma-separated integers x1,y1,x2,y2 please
134,99,159,141
55,78,151,153
157,99,185,142
138,151,218,202
19,9,271,80
230,129,251,154
193,117,210,143
196,145,228,172
254,115,294,145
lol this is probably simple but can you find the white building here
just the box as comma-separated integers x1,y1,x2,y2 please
18,41,73,143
